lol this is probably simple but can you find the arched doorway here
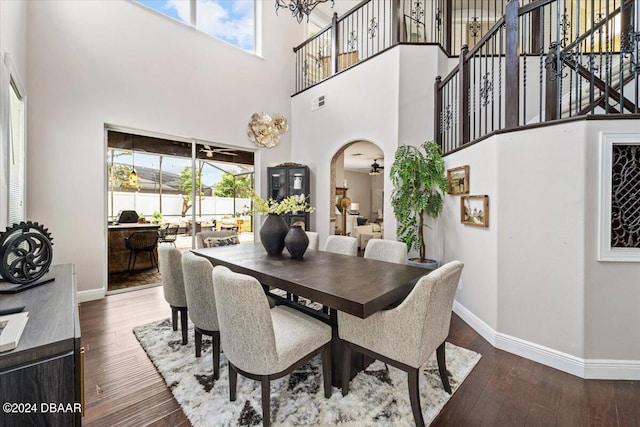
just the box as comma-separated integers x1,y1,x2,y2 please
329,140,384,238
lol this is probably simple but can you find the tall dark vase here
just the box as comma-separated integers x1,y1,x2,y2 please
284,225,309,260
260,214,289,256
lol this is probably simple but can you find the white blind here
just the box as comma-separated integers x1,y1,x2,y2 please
8,81,25,225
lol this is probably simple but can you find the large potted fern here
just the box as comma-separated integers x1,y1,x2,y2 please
390,141,447,268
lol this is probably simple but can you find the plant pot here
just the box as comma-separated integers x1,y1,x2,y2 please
259,214,289,256
284,225,309,259
407,257,439,270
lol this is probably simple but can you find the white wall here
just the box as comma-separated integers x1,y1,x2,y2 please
344,171,370,219
26,1,301,297
440,119,640,377
583,120,640,362
438,139,499,331
0,1,27,80
292,45,447,248
291,48,402,247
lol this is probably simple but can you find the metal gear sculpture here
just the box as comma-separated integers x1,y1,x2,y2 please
0,221,54,285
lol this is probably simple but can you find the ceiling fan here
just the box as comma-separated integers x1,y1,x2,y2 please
369,159,383,176
199,145,239,158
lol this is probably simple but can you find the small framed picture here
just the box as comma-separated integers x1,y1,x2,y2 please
461,195,489,227
447,166,470,195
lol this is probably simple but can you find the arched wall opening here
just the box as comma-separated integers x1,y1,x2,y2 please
329,140,385,239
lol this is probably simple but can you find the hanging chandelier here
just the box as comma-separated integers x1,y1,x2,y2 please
275,0,335,23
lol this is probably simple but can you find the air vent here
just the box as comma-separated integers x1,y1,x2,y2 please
311,95,326,111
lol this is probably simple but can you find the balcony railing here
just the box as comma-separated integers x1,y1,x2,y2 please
436,0,640,154
293,0,528,94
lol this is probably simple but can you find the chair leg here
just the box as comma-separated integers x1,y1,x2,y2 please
408,367,425,427
261,376,271,427
436,342,451,394
229,363,237,401
195,328,202,357
341,341,352,396
212,331,221,381
130,251,139,272
150,249,159,271
127,251,134,272
171,307,178,331
321,343,332,398
179,307,188,345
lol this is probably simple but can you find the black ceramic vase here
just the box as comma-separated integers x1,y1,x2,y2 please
284,225,309,260
260,214,289,256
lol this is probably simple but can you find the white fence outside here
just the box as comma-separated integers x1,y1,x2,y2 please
108,192,252,222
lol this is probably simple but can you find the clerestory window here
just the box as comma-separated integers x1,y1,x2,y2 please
135,0,256,53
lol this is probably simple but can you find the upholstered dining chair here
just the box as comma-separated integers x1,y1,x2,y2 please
324,235,357,256
181,251,221,379
364,239,408,264
158,245,188,345
212,265,332,427
338,261,464,427
305,231,319,250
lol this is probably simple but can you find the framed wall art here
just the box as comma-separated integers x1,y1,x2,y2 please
461,195,489,227
447,165,470,195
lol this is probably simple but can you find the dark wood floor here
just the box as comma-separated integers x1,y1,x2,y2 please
79,286,640,426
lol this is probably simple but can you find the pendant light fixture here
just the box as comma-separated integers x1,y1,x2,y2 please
128,136,139,188
275,0,334,23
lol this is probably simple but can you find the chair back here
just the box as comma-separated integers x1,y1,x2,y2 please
125,231,158,250
158,245,187,307
212,266,278,374
181,252,218,331
324,235,357,256
364,239,407,264
305,231,319,250
159,224,179,244
402,261,463,362
195,230,238,249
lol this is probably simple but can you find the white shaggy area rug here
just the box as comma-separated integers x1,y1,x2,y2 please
134,318,481,426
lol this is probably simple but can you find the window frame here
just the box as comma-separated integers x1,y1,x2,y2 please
598,132,640,262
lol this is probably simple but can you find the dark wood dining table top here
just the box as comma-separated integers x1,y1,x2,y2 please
192,243,430,319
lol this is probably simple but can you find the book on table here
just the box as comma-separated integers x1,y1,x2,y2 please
0,311,29,352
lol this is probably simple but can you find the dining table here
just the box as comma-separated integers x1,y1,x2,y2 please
192,242,431,387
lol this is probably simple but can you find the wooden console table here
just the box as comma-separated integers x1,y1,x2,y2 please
0,264,83,426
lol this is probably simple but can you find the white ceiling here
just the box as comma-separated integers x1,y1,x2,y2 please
343,140,384,173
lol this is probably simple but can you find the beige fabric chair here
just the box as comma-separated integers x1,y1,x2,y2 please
324,235,357,256
181,251,221,379
212,265,332,427
158,245,188,345
364,239,408,264
305,231,319,250
195,230,238,249
338,261,464,427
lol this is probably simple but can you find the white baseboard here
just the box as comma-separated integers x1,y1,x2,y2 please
494,332,585,378
584,359,640,380
453,300,640,380
452,300,496,346
77,287,105,303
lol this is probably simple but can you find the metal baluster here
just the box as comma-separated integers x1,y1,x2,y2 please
522,13,528,124
499,25,503,129
539,6,544,122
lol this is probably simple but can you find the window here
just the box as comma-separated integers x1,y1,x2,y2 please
8,80,25,225
0,54,26,227
598,132,640,261
135,0,256,53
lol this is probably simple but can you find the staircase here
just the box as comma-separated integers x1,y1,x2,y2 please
435,0,640,154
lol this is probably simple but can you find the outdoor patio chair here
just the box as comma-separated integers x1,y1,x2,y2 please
124,231,159,272
158,223,179,246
